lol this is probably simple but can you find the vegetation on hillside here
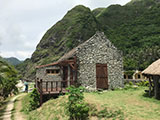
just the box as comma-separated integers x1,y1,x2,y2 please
21,88,40,113
95,0,160,70
4,57,22,66
17,0,160,79
66,86,89,120
21,86,160,120
0,57,18,99
17,5,101,79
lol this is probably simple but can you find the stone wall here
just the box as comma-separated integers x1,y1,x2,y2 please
36,65,62,88
75,32,124,90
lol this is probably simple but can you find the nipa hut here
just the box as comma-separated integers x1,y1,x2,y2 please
142,59,160,99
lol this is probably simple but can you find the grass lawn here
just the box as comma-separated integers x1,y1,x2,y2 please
22,87,160,120
85,87,160,120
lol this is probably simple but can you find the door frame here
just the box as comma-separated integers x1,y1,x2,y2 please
96,63,108,89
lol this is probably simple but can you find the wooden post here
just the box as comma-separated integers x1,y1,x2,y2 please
51,82,53,91
46,81,48,92
61,81,63,92
149,77,152,97
68,66,70,87
154,76,160,99
56,81,58,91
74,56,77,86
40,79,43,106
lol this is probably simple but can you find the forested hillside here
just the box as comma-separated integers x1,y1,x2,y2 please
16,5,101,79
5,57,22,66
17,0,160,79
95,0,160,70
0,57,18,98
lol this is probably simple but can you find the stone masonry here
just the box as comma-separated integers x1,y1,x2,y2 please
36,32,124,90
74,32,124,90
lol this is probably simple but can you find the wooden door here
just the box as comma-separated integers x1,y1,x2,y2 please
96,64,108,89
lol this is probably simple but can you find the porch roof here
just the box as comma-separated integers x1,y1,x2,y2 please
36,62,59,68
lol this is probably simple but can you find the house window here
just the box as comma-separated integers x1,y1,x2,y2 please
138,74,141,79
46,69,60,75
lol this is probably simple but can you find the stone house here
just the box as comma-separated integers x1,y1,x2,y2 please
36,32,124,92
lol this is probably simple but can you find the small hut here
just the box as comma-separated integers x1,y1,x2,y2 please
142,59,160,99
132,70,146,80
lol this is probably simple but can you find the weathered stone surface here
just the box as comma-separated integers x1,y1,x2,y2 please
36,32,124,90
74,32,124,90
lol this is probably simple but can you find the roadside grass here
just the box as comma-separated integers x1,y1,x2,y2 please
0,97,14,120
22,95,69,120
21,86,160,120
11,93,27,120
21,93,30,114
11,99,17,120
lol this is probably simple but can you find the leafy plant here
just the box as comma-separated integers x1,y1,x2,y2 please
0,59,18,98
136,81,149,87
21,88,40,113
66,86,89,120
28,88,40,111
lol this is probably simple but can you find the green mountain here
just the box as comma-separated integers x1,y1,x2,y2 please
17,5,101,79
5,57,22,66
95,0,160,70
17,0,160,79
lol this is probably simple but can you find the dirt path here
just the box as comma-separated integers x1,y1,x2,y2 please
13,94,26,120
2,94,25,120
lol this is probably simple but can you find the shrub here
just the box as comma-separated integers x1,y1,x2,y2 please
136,81,149,87
97,107,124,119
22,88,40,113
129,81,133,86
66,86,89,120
28,88,40,111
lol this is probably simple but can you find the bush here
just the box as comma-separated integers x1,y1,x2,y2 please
66,86,89,120
129,81,133,86
28,88,40,111
136,81,149,87
22,88,40,113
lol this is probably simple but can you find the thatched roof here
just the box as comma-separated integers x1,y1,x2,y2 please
142,59,160,76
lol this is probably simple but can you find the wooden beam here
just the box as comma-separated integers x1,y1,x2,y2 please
74,56,77,86
40,79,43,106
149,77,152,97
69,63,75,70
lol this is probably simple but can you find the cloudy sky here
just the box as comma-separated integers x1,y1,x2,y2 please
0,0,131,60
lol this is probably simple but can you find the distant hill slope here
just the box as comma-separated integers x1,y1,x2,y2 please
16,5,101,79
0,56,18,98
17,0,160,79
94,0,160,70
5,57,22,66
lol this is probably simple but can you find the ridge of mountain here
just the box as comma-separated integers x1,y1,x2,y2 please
4,57,22,66
17,5,101,79
17,0,160,79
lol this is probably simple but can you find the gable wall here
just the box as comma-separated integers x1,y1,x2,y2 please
75,32,124,90
36,65,62,81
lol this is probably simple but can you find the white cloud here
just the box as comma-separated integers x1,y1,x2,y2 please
0,51,32,61
0,0,131,60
